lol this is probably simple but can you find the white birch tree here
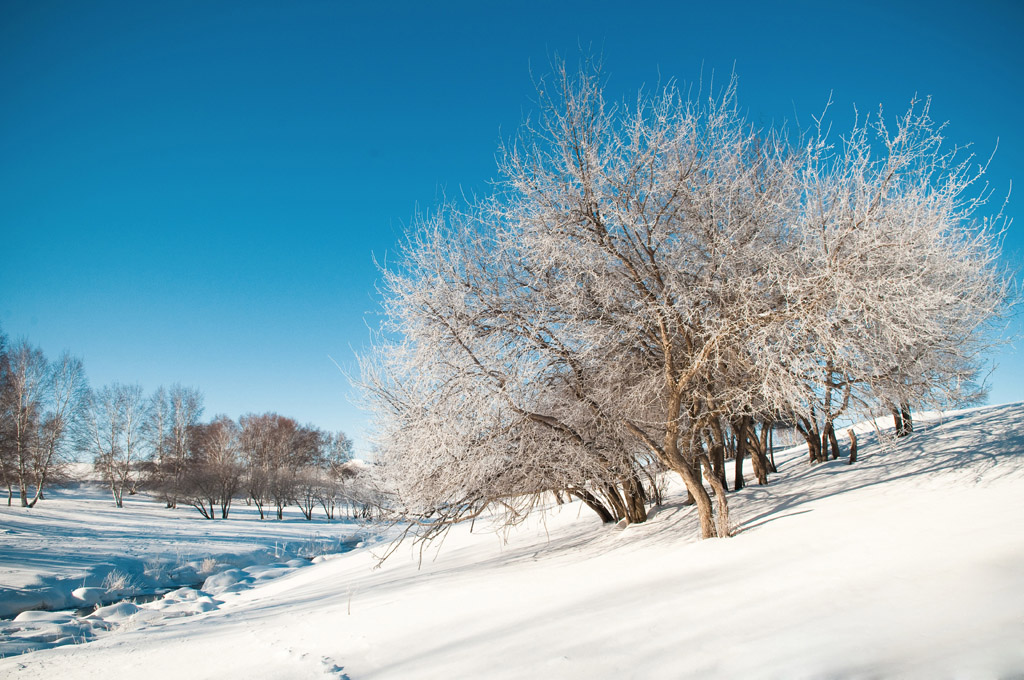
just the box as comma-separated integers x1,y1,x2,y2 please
26,351,87,506
84,383,146,507
0,341,48,506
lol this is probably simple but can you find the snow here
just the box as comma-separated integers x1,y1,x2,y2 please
0,480,367,614
2,404,1023,678
0,483,370,656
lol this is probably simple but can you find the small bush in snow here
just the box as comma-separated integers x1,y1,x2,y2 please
101,569,137,594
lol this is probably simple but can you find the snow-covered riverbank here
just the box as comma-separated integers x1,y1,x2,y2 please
0,483,373,655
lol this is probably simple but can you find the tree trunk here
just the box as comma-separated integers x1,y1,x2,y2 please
900,402,913,436
251,494,265,520
630,389,719,538
713,443,727,490
733,416,750,491
639,465,662,506
569,488,615,523
847,429,858,464
622,474,648,524
27,465,50,508
796,415,823,464
708,419,729,491
689,473,717,538
658,392,718,538
892,407,904,436
826,422,841,460
600,483,628,523
821,362,835,461
699,454,731,537
669,455,716,538
759,422,771,481
748,421,769,485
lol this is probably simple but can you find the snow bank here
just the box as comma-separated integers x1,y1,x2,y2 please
0,557,342,656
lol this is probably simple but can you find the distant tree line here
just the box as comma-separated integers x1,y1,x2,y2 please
360,61,1013,542
0,327,373,519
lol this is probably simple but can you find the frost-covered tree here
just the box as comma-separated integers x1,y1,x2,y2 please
140,386,170,498
360,208,654,533
310,434,372,521
774,97,1012,457
362,60,1013,542
364,64,797,538
494,65,806,537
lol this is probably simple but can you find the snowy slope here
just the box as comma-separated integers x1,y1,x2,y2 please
2,404,1023,679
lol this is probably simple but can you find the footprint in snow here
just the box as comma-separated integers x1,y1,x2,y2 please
321,656,350,679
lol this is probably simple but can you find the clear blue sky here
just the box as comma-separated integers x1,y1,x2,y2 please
2,0,1022,455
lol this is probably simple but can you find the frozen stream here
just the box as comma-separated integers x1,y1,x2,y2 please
0,537,366,657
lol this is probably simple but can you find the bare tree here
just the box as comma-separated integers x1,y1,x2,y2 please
239,413,276,519
183,415,241,519
26,351,87,506
83,383,146,507
310,432,354,520
238,413,309,519
141,386,170,497
145,384,203,508
0,329,10,503
1,340,49,506
361,196,664,533
0,335,88,506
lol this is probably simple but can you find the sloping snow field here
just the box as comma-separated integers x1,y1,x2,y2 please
2,404,1023,679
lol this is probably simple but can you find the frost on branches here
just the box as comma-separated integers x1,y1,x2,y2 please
359,61,1012,543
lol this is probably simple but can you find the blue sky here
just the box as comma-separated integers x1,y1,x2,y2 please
2,0,1021,454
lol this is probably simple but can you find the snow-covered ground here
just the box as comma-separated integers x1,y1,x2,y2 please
2,404,1023,679
0,483,374,654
